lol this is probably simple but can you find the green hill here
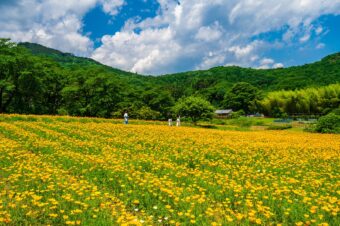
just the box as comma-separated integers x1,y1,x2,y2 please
18,42,143,78
20,42,340,93
1,39,338,118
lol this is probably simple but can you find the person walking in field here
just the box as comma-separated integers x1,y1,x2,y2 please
124,112,129,124
176,116,181,126
168,118,173,126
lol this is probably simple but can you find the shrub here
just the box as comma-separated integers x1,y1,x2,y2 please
267,124,292,130
137,106,160,120
331,107,340,115
314,113,340,134
254,120,265,126
230,110,245,119
233,117,253,128
57,108,69,116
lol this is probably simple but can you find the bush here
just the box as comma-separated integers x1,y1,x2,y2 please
314,113,340,134
230,110,245,119
254,120,265,126
331,107,340,115
137,106,160,120
211,118,226,125
233,117,253,128
267,124,292,130
57,108,69,116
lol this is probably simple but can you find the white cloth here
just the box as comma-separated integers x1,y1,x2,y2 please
176,118,180,126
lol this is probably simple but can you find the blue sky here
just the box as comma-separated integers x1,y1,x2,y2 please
83,0,160,48
0,0,339,75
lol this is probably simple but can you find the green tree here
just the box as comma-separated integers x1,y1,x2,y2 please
142,87,174,118
222,82,261,114
173,96,214,124
137,106,160,120
61,69,123,117
0,38,51,114
315,113,340,134
0,38,22,113
260,84,340,116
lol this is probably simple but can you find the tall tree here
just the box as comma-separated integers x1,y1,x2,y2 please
173,96,214,124
222,82,261,114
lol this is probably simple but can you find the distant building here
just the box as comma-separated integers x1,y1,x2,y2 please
215,109,233,118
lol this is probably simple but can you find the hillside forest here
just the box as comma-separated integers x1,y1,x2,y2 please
0,38,339,120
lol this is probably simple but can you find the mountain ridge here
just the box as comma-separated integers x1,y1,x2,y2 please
1,39,339,118
19,41,340,79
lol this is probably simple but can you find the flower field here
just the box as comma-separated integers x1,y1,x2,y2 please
0,115,339,225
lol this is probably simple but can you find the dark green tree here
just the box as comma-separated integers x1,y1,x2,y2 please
222,82,261,114
315,113,340,134
142,88,174,118
0,38,21,113
62,69,123,117
173,96,214,124
0,38,51,114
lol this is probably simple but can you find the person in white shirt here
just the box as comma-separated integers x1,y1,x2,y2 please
168,118,172,126
124,112,129,124
176,116,181,126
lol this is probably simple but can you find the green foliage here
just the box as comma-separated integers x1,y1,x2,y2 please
222,82,261,114
142,88,174,117
267,124,292,130
172,96,214,124
331,107,340,115
230,110,245,119
1,39,340,120
57,108,69,116
314,113,340,134
136,106,160,120
231,116,253,128
260,84,340,116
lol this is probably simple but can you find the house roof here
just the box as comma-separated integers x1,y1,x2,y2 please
215,109,233,114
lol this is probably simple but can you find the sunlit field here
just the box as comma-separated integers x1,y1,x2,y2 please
0,115,339,225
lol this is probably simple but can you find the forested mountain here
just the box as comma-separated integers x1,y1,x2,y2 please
1,39,339,119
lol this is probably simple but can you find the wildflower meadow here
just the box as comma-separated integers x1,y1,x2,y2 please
0,115,339,225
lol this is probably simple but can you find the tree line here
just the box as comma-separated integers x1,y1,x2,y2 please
260,84,340,117
1,38,339,120
0,39,178,119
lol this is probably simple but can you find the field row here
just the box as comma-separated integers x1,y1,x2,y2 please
0,118,339,225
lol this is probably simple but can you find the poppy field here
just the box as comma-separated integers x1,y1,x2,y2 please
0,115,339,225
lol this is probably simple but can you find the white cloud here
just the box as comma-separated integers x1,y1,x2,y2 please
0,0,100,55
258,57,284,69
100,0,126,16
92,0,340,74
195,23,223,42
1,0,339,74
261,58,275,65
0,0,126,56
316,43,326,49
315,26,323,35
299,33,311,43
273,63,284,68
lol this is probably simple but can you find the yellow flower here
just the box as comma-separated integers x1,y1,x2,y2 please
49,213,58,218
